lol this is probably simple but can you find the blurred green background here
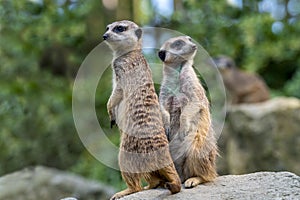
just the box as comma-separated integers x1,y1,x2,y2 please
0,0,299,190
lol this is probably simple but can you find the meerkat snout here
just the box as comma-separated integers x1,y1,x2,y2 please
103,33,109,40
191,44,197,50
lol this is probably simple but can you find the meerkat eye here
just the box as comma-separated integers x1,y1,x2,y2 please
106,27,109,31
187,37,192,42
113,25,127,33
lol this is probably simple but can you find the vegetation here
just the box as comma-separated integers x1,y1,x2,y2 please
0,0,299,190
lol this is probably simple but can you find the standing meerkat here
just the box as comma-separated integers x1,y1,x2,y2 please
158,36,218,188
213,55,270,104
103,20,181,200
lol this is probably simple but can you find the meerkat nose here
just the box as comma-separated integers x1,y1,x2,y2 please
192,45,197,50
103,34,109,40
158,50,166,61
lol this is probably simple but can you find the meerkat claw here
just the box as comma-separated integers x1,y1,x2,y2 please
110,120,116,128
165,127,170,140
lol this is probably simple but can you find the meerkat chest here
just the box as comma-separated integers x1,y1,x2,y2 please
113,55,150,87
166,85,189,112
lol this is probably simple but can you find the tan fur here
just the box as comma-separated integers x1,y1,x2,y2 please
158,36,218,188
103,20,181,200
213,55,270,104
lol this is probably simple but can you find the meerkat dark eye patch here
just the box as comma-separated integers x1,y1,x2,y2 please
113,25,127,33
171,39,185,49
135,28,142,39
158,50,166,61
105,27,109,31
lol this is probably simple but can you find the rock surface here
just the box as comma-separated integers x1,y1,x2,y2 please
0,166,115,200
217,97,300,175
120,171,300,200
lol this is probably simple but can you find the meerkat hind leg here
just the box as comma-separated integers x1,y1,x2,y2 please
184,177,203,188
144,174,163,190
110,172,143,200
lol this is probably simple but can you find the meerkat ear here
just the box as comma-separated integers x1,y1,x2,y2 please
135,28,142,40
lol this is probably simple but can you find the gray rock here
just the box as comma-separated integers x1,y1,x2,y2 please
217,97,300,175
120,171,300,200
0,166,115,200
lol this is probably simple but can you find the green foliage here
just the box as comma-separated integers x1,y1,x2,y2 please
71,152,125,190
0,69,84,175
239,15,300,90
0,0,120,188
284,68,300,98
156,0,300,96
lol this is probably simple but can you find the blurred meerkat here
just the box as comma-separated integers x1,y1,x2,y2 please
158,36,218,188
103,20,181,200
213,55,270,104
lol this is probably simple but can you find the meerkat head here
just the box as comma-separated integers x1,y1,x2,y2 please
158,36,197,65
103,20,142,57
213,55,236,75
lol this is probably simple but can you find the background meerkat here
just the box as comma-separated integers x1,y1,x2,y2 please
158,36,218,188
103,20,181,200
213,55,270,104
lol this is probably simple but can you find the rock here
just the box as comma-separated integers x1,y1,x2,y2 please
120,171,300,200
217,97,300,175
0,166,115,200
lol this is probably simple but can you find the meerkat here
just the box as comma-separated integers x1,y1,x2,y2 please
103,20,181,200
213,55,270,104
158,36,218,188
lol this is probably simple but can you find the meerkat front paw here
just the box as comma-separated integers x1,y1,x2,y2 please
109,116,117,128
161,109,171,138
175,93,189,107
179,119,190,140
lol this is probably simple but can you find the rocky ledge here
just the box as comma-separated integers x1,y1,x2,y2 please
0,166,115,200
120,171,300,200
217,97,300,175
1,167,299,200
